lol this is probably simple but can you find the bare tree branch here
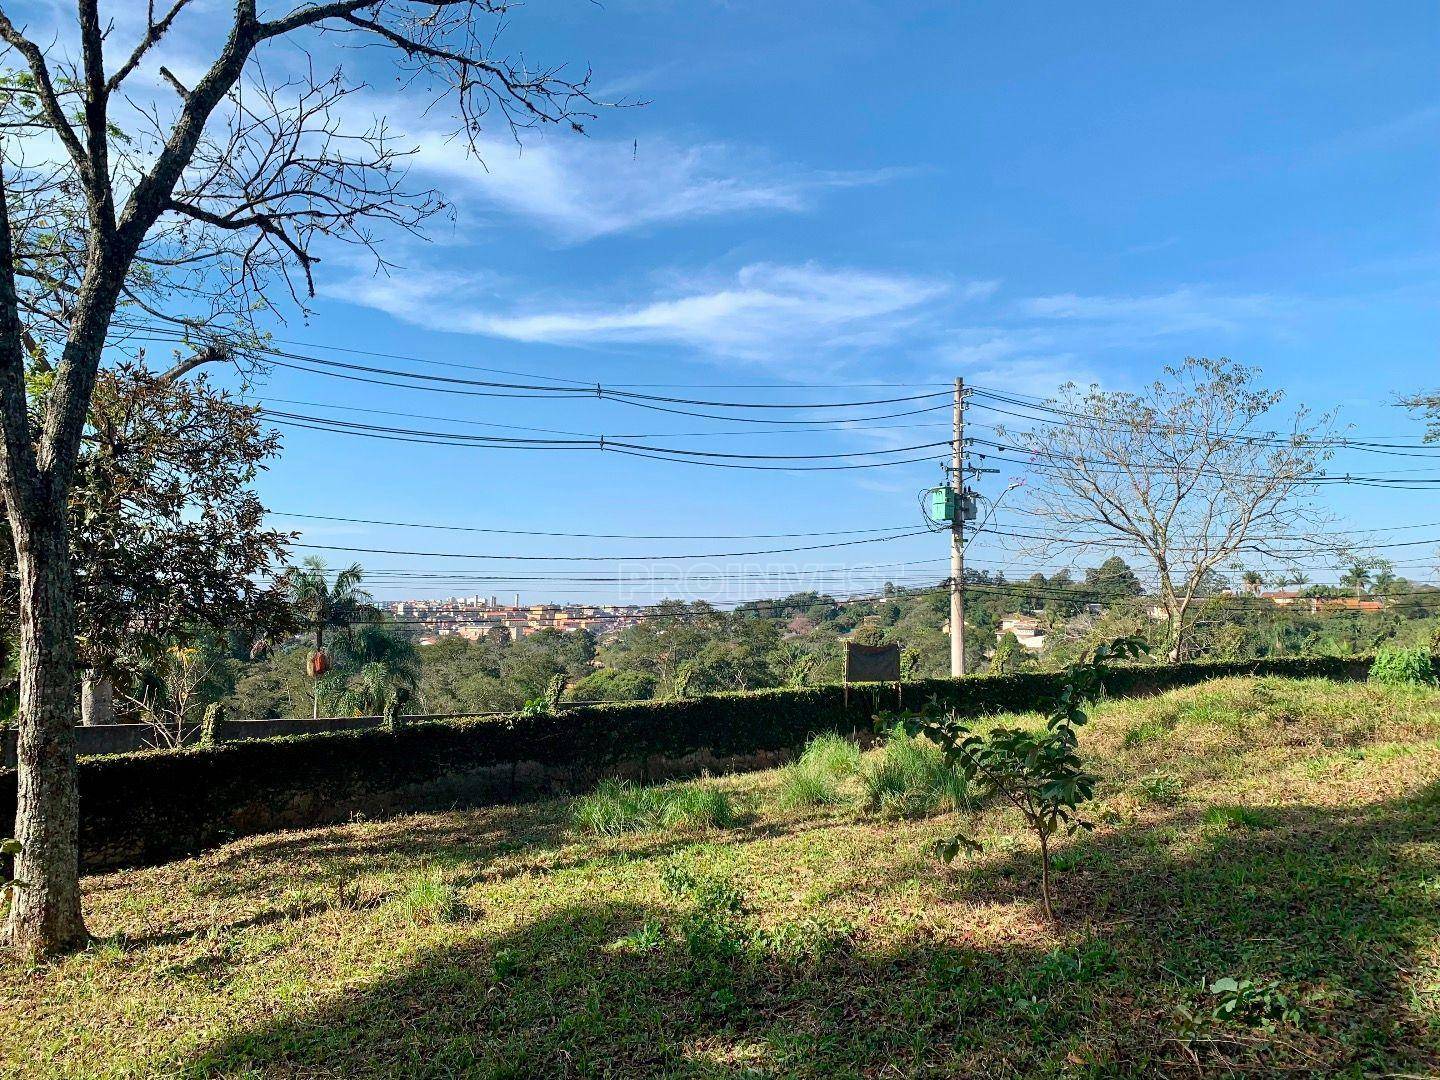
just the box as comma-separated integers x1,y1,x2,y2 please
1000,357,1337,660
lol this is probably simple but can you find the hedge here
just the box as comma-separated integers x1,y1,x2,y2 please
0,653,1375,870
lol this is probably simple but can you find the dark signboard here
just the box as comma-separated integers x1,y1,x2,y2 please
844,642,902,683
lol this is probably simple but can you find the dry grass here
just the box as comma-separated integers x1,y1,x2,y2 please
3,676,1439,1077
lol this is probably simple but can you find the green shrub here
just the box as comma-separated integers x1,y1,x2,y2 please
1369,647,1436,687
779,733,861,809
573,778,735,835
565,668,658,703
13,652,1381,870
860,727,970,817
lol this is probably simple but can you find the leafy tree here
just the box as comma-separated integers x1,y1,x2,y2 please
1339,563,1373,597
0,361,294,725
989,631,1026,674
599,602,726,699
564,668,657,703
1084,557,1144,601
849,624,886,647
320,622,420,717
288,559,374,718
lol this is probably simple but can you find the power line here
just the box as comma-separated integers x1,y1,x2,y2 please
253,396,954,439
123,318,948,390
122,324,949,409
293,529,933,563
967,387,1440,455
271,510,920,541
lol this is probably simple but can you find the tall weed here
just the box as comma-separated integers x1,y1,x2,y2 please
860,727,971,817
779,733,862,809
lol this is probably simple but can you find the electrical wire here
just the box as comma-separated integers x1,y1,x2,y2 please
293,529,934,562
270,510,920,541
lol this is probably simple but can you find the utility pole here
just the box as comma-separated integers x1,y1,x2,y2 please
951,377,965,677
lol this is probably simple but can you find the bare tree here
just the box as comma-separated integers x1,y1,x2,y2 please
121,642,217,749
0,0,608,957
999,357,1335,661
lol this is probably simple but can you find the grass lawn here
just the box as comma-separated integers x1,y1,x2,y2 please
4,676,1440,1077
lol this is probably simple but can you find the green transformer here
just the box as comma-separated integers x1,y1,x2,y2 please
928,487,956,522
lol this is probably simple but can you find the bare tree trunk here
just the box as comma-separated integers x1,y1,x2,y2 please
80,672,112,726
5,511,86,956
1162,599,1185,663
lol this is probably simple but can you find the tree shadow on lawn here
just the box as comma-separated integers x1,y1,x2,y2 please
177,784,1440,1078
106,821,826,951
107,795,849,950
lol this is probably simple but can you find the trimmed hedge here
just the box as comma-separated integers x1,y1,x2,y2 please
0,653,1375,869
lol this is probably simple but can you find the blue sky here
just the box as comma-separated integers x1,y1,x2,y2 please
103,2,1440,600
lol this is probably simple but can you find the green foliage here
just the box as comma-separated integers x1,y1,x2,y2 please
1133,772,1183,806
564,668,656,702
778,733,862,809
3,362,295,700
11,651,1382,870
572,779,735,835
1204,977,1303,1030
894,635,1150,921
199,703,223,748
396,867,471,925
405,630,598,717
318,621,421,718
859,727,971,817
1369,646,1437,687
1084,556,1144,601
660,860,753,969
1,837,19,914
989,631,1027,674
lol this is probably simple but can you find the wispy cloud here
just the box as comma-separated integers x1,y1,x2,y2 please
407,131,911,241
1016,287,1284,336
933,328,1102,400
1300,103,1440,167
335,262,976,364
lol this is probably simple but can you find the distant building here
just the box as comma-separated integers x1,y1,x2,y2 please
381,596,643,640
998,614,1046,651
1261,590,1385,614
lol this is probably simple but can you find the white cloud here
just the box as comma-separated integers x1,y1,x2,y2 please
1016,287,1282,336
406,131,910,241
933,328,1103,402
333,262,968,364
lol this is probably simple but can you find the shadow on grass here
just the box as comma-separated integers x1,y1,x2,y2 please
178,785,1440,1078
111,810,844,951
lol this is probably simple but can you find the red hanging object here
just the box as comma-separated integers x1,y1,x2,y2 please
307,649,330,678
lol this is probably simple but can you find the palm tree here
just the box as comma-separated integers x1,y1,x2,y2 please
1240,570,1264,596
289,557,373,718
334,623,420,716
1339,564,1372,598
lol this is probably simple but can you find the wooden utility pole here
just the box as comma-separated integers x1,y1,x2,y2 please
951,377,966,677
